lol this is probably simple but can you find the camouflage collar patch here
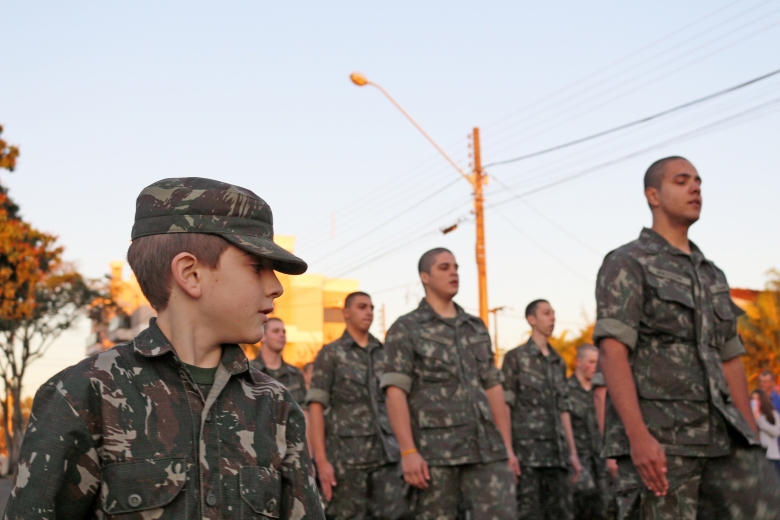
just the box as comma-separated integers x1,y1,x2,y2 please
414,298,476,327
647,265,692,286
339,330,381,350
639,227,705,262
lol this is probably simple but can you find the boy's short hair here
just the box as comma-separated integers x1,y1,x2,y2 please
525,299,549,318
127,233,230,310
345,291,371,308
418,248,453,274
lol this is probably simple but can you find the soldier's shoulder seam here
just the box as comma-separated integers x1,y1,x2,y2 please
249,368,288,391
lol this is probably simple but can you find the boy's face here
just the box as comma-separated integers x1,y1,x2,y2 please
199,245,283,345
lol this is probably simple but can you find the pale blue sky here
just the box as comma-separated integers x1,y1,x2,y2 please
2,1,779,394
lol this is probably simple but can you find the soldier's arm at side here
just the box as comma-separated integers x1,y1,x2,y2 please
305,349,336,499
386,386,430,489
280,398,324,520
4,382,99,520
484,384,520,477
722,356,759,435
600,337,668,497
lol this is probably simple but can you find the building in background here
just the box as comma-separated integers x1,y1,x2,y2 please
86,236,358,368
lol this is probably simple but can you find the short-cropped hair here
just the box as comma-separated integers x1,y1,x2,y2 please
644,156,688,190
525,299,549,318
345,291,371,308
127,233,230,311
760,370,776,381
576,344,599,359
418,248,453,274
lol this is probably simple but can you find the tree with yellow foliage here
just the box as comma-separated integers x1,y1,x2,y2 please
738,270,780,385
549,321,595,375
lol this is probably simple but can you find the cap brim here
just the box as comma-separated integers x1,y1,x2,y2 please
222,234,308,275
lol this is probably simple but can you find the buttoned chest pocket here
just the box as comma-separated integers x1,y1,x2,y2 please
100,458,188,518
644,265,695,340
240,466,281,519
467,334,494,381
517,371,546,406
414,331,458,384
332,364,368,403
709,280,735,347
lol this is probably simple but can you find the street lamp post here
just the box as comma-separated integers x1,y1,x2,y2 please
350,72,491,332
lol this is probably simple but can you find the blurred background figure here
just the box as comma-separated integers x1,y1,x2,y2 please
752,389,780,477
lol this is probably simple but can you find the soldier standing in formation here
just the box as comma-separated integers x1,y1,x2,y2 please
307,291,410,520
502,299,582,520
382,248,520,519
567,344,609,520
249,317,308,411
3,178,323,519
595,156,780,519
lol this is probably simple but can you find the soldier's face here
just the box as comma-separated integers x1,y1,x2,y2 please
421,252,459,299
647,159,702,226
199,246,283,345
528,302,555,336
343,295,374,333
576,350,598,380
262,321,287,353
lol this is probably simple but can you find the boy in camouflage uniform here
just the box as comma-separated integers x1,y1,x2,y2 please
595,157,780,519
3,178,324,519
567,344,609,520
250,317,308,408
381,248,519,520
502,299,581,520
307,292,409,520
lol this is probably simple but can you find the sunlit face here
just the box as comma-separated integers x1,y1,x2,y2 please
343,295,374,333
646,159,702,226
528,301,555,337
420,252,459,299
199,246,283,345
262,320,287,354
575,349,599,380
759,375,775,395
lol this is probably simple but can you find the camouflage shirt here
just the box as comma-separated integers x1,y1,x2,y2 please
4,319,323,520
567,375,601,460
306,331,399,469
502,339,571,468
380,299,507,467
250,355,308,410
594,227,757,458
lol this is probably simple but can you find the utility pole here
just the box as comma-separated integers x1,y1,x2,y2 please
469,128,489,328
488,306,505,365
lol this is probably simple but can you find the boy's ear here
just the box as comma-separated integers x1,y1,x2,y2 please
170,252,203,299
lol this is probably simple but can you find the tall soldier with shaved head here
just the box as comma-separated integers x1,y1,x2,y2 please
382,248,519,520
306,292,409,520
595,157,780,519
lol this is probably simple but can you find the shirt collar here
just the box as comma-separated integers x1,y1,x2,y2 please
415,298,472,326
638,227,705,265
134,318,255,383
525,337,562,362
340,329,381,350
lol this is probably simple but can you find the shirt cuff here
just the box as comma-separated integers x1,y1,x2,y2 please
504,389,516,407
591,372,605,387
481,368,504,390
305,388,330,407
380,372,413,394
593,318,638,349
720,335,746,361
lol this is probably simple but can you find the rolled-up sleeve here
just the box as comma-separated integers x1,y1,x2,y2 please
380,321,414,394
306,346,334,407
720,334,747,361
593,252,643,350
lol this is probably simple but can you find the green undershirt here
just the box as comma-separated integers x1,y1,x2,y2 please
183,362,218,397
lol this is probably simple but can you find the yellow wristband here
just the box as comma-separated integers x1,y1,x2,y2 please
401,448,418,457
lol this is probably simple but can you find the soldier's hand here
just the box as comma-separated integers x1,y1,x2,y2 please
629,430,668,497
507,449,521,482
570,452,582,483
402,452,430,489
607,458,618,480
316,459,337,501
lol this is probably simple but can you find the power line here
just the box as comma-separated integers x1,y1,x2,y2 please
483,66,780,168
487,95,780,208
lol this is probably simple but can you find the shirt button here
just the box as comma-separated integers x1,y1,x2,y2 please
206,493,218,507
127,494,142,508
205,413,212,423
267,498,277,512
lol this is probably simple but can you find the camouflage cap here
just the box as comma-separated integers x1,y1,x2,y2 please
131,177,307,275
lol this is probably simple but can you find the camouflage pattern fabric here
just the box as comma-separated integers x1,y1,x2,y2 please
567,376,609,520
614,439,780,520
502,339,571,468
380,299,507,467
3,319,324,520
250,355,308,409
593,228,757,459
132,177,307,274
323,463,409,520
410,461,516,520
306,331,407,519
516,466,573,520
